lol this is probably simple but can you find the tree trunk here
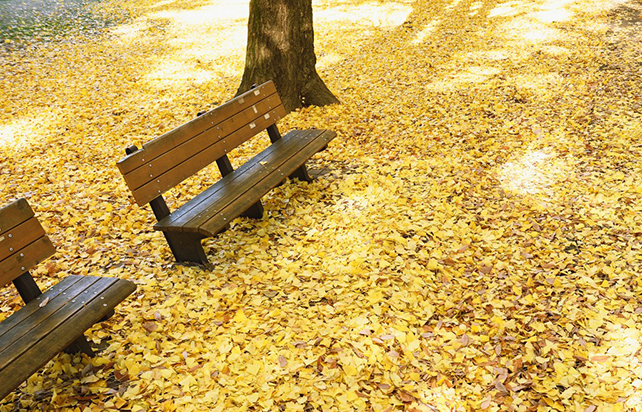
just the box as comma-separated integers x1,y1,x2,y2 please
237,0,339,113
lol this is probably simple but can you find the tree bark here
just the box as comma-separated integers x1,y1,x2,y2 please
237,0,339,113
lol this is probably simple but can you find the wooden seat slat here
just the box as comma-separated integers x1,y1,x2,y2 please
0,276,117,370
155,129,333,236
0,276,136,400
155,129,325,232
0,237,55,288
0,217,46,263
199,130,335,235
0,275,84,340
116,81,278,175
0,199,34,236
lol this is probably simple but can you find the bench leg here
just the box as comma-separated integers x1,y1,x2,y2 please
13,272,43,304
242,202,264,219
163,231,209,266
64,335,94,356
289,164,313,183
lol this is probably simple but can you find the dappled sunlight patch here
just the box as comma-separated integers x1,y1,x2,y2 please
491,0,576,45
315,2,412,29
149,1,248,24
488,1,523,18
445,0,464,12
170,26,247,62
0,117,41,151
497,147,575,200
533,0,574,23
412,18,441,45
425,65,500,91
468,1,484,17
317,51,344,70
583,324,642,408
467,49,510,62
144,60,217,86
504,16,564,44
453,66,501,83
536,6,573,23
112,20,153,41
151,0,179,9
135,1,249,91
540,44,571,56
510,71,564,95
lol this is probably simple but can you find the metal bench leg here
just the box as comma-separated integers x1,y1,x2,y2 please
145,194,210,266
163,232,209,266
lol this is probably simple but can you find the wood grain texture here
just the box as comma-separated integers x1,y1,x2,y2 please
123,94,283,191
0,199,55,287
117,82,286,207
0,237,55,288
0,199,33,236
0,217,46,263
0,275,136,400
118,81,278,173
126,104,285,206
154,129,336,236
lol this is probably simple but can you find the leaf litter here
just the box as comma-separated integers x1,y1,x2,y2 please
1,0,642,411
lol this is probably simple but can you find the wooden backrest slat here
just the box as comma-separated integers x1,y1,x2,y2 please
0,199,56,287
117,81,279,175
121,93,284,197
0,217,46,263
118,82,284,205
0,198,34,234
0,236,55,288
130,105,286,205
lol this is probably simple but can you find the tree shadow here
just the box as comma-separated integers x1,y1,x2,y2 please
607,0,642,28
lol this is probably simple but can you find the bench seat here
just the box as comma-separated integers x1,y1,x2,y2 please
155,128,336,236
0,275,136,399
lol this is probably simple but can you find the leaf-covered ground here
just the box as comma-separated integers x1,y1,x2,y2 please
1,0,642,410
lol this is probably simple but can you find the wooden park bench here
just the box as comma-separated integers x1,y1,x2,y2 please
116,81,336,265
0,198,136,400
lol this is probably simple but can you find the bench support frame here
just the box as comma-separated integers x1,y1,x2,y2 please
126,145,212,266
151,191,210,266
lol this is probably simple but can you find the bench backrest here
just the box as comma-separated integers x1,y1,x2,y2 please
117,81,287,206
0,199,55,288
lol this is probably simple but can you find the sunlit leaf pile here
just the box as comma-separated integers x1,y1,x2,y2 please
1,0,641,410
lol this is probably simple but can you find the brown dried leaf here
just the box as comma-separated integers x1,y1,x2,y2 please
142,321,158,333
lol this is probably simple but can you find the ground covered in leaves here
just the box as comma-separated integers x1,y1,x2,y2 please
1,0,642,410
